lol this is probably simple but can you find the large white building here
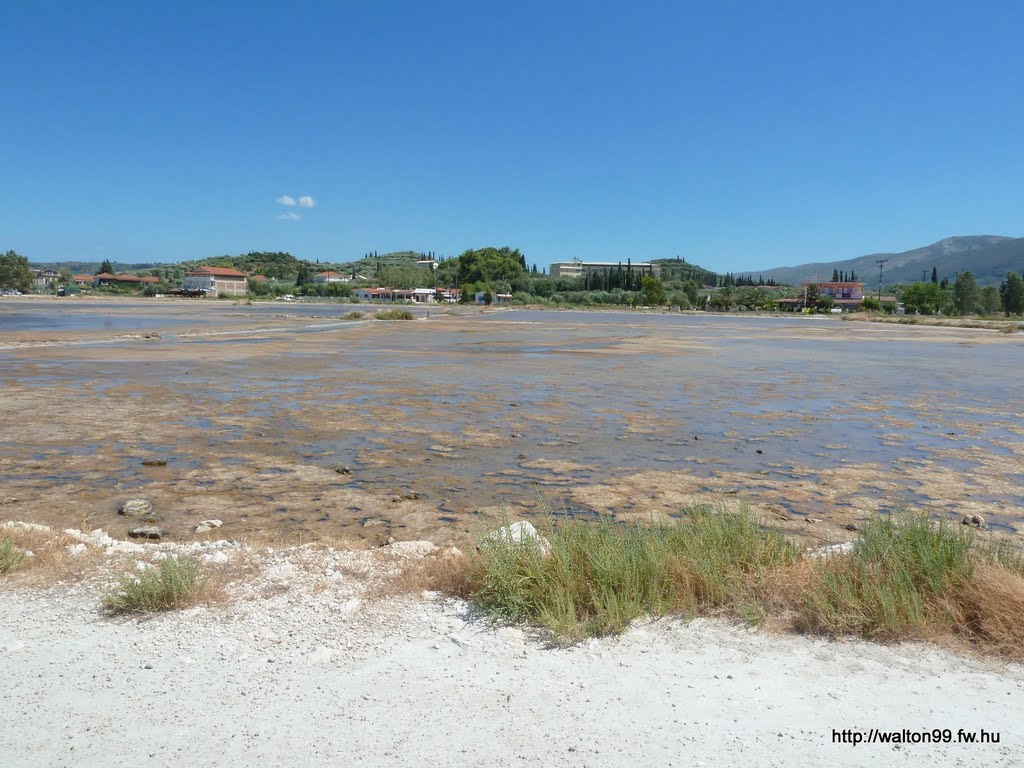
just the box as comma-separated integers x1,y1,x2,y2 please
183,266,248,296
549,260,660,279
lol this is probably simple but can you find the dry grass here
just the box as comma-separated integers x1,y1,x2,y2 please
0,523,99,585
845,314,1023,332
383,548,475,599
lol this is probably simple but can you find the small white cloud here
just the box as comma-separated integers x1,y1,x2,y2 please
277,212,301,221
298,195,316,208
275,195,297,206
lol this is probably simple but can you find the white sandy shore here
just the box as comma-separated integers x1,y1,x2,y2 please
1,538,1022,768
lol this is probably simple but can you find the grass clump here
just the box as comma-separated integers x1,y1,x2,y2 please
795,511,1024,657
102,556,213,615
0,537,27,575
470,507,797,641
342,310,365,320
374,309,415,320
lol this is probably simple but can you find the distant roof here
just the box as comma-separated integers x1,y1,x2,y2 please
249,274,269,282
92,273,158,283
186,266,248,277
551,261,655,267
72,274,93,281
315,271,344,278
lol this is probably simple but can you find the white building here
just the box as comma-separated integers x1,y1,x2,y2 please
183,266,248,296
549,260,660,279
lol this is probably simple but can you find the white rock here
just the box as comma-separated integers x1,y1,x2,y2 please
119,499,153,517
807,541,855,558
384,540,439,559
203,551,229,565
194,519,223,533
65,543,87,557
484,521,551,556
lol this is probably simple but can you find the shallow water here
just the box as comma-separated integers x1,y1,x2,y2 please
1,301,1022,544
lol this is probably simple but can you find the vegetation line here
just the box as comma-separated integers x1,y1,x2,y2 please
411,508,1024,658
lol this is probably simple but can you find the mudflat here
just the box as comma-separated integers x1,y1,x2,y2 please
2,297,1022,547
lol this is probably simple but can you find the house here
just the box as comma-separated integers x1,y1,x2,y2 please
313,271,350,284
353,287,448,303
72,275,94,287
435,288,460,303
813,282,865,304
549,260,661,279
249,274,270,284
32,269,61,291
182,266,248,296
92,273,160,288
475,291,513,305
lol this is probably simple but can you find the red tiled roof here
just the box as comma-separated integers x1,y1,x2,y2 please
316,271,344,278
186,266,248,277
73,275,93,282
249,274,269,282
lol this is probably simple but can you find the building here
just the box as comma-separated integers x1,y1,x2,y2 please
475,290,513,305
813,282,865,304
353,286,456,303
92,273,160,288
32,269,61,291
313,271,349,284
549,260,661,279
72,275,94,286
182,266,248,296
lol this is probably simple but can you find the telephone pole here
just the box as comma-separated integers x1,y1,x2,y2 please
876,259,888,302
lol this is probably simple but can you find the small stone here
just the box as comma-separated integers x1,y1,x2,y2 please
362,518,389,528
755,449,763,454
119,499,153,517
66,543,88,556
141,459,167,467
843,523,858,531
806,517,823,524
194,519,223,533
962,514,987,530
334,465,352,475
127,525,163,540
0,497,19,505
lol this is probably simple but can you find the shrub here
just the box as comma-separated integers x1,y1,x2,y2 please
470,507,797,641
374,309,415,320
0,537,26,575
342,310,365,320
102,556,213,614
796,512,976,639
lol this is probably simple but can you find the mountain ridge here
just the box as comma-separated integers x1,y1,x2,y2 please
755,235,1024,286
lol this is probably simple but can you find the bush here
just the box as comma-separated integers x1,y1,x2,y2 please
797,512,978,639
0,537,26,575
374,309,415,320
342,311,365,320
102,556,212,614
470,508,797,641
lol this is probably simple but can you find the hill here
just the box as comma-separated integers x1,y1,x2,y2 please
755,236,1024,287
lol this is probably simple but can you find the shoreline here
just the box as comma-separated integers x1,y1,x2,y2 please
1,519,1021,768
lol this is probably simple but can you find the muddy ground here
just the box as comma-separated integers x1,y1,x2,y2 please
1,297,1022,548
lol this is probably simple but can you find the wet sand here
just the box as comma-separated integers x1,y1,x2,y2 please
2,298,1022,546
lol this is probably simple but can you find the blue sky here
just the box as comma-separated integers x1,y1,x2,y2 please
3,1,1022,273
